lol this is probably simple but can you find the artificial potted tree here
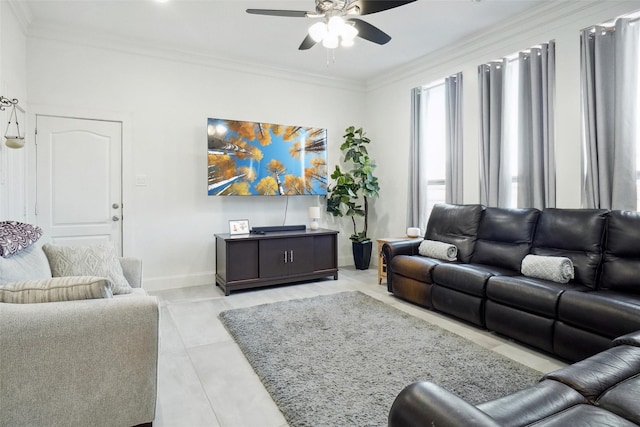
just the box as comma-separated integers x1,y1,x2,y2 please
326,126,380,270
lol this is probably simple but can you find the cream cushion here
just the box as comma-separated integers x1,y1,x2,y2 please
43,243,132,295
0,276,113,303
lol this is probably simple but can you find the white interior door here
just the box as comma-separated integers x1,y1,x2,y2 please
35,115,123,254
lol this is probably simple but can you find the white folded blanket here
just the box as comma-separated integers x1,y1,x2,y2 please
521,254,575,284
418,240,458,261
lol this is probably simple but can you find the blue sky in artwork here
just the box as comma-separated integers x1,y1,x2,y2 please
207,118,327,195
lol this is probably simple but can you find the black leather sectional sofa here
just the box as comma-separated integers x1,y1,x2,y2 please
389,330,640,427
382,203,640,362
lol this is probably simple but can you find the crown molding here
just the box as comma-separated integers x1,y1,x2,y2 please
7,0,33,35
364,0,640,91
26,22,367,94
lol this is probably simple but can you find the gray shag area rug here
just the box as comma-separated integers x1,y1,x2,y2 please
219,291,542,427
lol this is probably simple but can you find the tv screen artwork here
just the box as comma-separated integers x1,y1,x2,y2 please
207,118,328,196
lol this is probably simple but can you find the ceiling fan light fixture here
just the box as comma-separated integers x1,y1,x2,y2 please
308,21,328,42
327,15,345,34
340,23,358,42
322,34,339,49
340,37,355,47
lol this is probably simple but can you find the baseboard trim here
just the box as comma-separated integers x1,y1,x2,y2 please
143,272,216,292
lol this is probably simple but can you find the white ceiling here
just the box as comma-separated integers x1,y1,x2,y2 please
21,0,548,82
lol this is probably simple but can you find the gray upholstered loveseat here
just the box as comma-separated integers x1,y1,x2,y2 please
0,237,158,427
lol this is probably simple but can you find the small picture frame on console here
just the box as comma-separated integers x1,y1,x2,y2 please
229,219,250,235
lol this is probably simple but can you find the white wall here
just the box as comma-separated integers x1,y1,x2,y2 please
26,37,365,290
0,1,28,221
363,1,640,241
17,0,640,291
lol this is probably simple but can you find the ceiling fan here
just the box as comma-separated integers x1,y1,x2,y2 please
246,0,417,50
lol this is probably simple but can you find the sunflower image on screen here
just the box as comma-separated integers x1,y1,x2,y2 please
207,118,328,196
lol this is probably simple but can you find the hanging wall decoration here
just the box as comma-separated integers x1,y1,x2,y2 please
1,97,24,149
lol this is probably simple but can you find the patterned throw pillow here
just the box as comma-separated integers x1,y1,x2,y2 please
0,276,113,304
0,221,43,258
42,243,133,295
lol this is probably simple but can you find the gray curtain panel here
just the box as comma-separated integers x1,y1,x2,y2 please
407,87,430,233
478,60,510,207
517,41,556,209
582,20,638,210
445,73,464,204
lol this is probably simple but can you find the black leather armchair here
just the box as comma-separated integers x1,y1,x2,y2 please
389,331,640,427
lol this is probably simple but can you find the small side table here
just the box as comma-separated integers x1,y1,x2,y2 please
377,236,422,285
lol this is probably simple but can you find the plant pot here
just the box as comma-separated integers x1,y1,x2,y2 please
352,240,373,270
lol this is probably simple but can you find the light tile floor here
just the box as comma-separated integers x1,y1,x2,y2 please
148,266,566,427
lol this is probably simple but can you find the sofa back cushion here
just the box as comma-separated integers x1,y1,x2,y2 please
472,207,540,271
424,204,484,263
0,242,52,284
532,208,608,289
600,210,640,293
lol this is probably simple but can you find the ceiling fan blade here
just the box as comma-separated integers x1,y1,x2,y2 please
350,18,391,45
350,0,416,16
246,9,309,18
299,34,318,50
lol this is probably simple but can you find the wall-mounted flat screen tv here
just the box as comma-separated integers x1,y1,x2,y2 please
207,118,328,196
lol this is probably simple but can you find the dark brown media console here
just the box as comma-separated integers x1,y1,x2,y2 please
214,228,339,296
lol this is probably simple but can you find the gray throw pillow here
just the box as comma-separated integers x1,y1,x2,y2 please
0,276,113,303
0,242,52,284
521,254,575,284
42,243,132,295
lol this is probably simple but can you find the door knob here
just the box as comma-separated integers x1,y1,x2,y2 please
112,203,120,209
112,216,120,222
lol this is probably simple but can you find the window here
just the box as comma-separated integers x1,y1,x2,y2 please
423,81,446,217
409,74,463,233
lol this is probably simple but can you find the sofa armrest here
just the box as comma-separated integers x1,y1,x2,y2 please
382,240,422,292
120,257,143,288
382,240,421,260
388,382,501,427
0,296,159,427
613,330,640,347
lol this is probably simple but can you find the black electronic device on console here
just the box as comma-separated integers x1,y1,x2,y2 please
251,225,306,233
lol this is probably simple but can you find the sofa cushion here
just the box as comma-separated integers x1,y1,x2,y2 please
424,204,484,263
597,375,640,425
433,263,517,297
532,208,608,289
601,210,640,293
544,344,640,403
486,275,585,317
0,276,113,303
471,207,540,271
557,289,640,339
477,380,588,427
0,242,52,284
0,221,43,258
43,243,132,295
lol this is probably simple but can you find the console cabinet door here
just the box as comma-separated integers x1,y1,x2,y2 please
259,237,314,278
